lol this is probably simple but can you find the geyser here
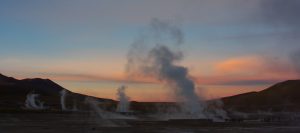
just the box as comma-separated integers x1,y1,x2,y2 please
116,85,130,112
25,92,45,110
147,45,205,116
85,97,134,120
85,97,107,118
60,90,67,111
126,19,206,118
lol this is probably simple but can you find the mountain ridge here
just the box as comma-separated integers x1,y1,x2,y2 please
222,80,300,112
0,73,115,110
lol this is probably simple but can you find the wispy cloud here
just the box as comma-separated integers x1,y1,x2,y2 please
196,55,298,86
36,72,156,84
214,56,294,76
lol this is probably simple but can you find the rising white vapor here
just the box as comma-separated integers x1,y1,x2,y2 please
126,19,207,118
116,85,130,112
25,92,45,110
60,90,67,111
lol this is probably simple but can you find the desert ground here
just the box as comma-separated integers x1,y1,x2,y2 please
1,112,300,133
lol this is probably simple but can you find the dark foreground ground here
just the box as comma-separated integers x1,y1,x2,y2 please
1,112,300,133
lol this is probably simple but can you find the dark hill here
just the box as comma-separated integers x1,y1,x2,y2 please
222,80,300,112
0,74,65,96
0,74,17,83
0,73,115,110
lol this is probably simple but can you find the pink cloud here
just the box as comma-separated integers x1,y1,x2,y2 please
195,56,299,85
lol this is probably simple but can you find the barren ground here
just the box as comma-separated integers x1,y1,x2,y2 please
1,112,300,133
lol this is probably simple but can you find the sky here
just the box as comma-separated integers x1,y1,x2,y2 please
1,0,300,101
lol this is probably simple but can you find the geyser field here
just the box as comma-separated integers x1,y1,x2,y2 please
2,73,300,133
1,19,300,133
1,87,300,133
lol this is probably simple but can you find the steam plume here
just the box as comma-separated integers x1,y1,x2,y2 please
147,45,205,115
85,97,134,120
126,19,206,117
25,92,45,110
84,97,106,118
116,85,130,112
60,90,67,111
206,100,229,121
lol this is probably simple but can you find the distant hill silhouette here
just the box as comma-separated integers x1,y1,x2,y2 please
0,74,64,95
0,73,114,110
222,80,300,112
1,73,300,112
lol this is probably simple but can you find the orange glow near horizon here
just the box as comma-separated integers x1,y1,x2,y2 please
2,55,299,102
56,79,271,102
